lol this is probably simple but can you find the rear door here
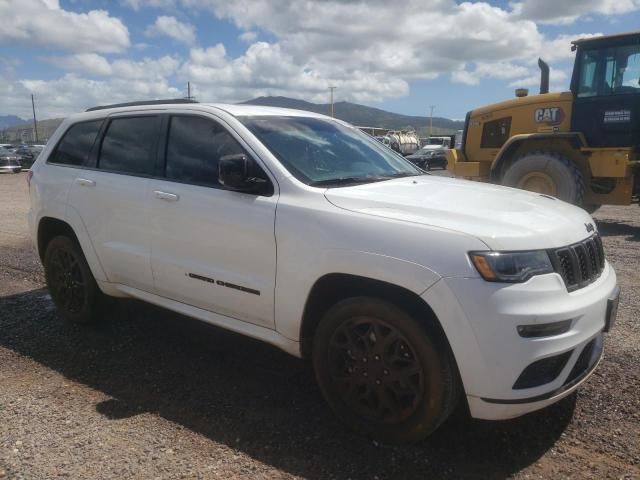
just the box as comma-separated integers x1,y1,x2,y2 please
67,114,161,291
148,113,278,328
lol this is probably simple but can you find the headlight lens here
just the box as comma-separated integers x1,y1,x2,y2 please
469,250,553,283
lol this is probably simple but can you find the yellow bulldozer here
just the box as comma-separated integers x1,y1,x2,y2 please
447,31,640,210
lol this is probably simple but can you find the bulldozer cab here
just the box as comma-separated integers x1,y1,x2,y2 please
571,32,640,148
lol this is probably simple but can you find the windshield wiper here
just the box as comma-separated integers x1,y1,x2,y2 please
310,172,419,187
380,172,420,179
309,176,386,187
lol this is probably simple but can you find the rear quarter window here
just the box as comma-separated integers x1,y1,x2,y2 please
48,120,103,167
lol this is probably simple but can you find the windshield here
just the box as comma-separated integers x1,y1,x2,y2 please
240,116,421,186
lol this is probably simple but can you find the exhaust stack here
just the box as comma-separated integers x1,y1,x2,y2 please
538,58,549,94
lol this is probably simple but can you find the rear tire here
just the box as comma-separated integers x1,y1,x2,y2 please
502,151,585,206
313,297,459,444
44,235,107,324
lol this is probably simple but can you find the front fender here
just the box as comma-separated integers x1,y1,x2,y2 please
490,132,586,180
274,248,441,341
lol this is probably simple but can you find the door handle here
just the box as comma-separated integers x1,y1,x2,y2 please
154,190,179,202
75,178,96,187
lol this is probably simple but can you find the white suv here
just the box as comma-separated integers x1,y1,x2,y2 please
28,100,619,443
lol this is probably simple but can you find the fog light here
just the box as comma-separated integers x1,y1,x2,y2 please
517,319,572,338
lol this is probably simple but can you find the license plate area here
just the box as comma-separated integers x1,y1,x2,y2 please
604,286,620,333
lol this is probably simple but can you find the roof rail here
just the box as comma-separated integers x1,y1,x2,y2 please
86,99,198,112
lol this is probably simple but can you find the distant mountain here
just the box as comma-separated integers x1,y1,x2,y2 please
241,96,464,134
0,115,27,130
1,118,64,143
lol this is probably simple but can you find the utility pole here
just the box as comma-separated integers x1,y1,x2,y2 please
31,94,39,143
429,105,435,138
329,86,337,117
185,81,195,100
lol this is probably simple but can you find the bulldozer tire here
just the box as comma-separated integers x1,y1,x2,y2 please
502,151,585,206
584,204,601,214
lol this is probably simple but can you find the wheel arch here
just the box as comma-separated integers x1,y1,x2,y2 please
37,217,79,262
299,273,454,362
490,132,587,181
37,214,108,282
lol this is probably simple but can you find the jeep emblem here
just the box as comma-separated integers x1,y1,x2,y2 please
585,223,595,233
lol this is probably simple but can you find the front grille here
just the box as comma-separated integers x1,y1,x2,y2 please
549,234,605,291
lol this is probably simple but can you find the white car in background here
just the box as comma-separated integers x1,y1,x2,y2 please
28,100,619,443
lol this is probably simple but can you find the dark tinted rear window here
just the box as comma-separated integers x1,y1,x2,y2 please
49,120,103,166
99,116,160,175
165,115,244,187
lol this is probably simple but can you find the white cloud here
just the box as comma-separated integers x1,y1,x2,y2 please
0,0,130,53
451,62,531,85
2,73,181,119
111,56,180,80
47,54,113,76
2,0,624,119
145,16,196,45
121,0,176,10
181,42,409,104
510,0,640,24
239,31,258,43
536,33,602,63
45,54,180,80
509,69,569,89
172,0,550,102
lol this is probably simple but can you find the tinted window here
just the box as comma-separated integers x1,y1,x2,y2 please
240,116,420,186
165,116,245,187
99,116,160,175
49,121,102,166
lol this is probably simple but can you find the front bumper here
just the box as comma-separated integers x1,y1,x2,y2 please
422,261,618,420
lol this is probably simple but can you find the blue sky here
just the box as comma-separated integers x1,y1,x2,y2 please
1,0,640,120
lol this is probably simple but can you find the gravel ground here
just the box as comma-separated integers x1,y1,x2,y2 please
0,171,639,479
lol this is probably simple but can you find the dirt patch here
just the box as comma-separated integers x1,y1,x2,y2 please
1,172,639,479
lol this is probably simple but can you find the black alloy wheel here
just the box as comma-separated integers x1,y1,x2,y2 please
313,297,460,443
47,247,86,315
327,316,424,424
44,236,107,324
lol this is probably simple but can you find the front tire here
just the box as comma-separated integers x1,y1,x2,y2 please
502,151,585,206
44,235,106,324
12,168,21,173
313,297,459,443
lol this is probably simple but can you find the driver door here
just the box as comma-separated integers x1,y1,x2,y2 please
148,114,278,328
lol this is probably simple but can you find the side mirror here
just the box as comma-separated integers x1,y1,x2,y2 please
218,153,268,193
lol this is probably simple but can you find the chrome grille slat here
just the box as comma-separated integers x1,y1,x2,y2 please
549,234,605,291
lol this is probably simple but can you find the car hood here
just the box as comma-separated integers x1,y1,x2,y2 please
324,175,596,251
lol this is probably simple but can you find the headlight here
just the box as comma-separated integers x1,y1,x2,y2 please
469,250,553,283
